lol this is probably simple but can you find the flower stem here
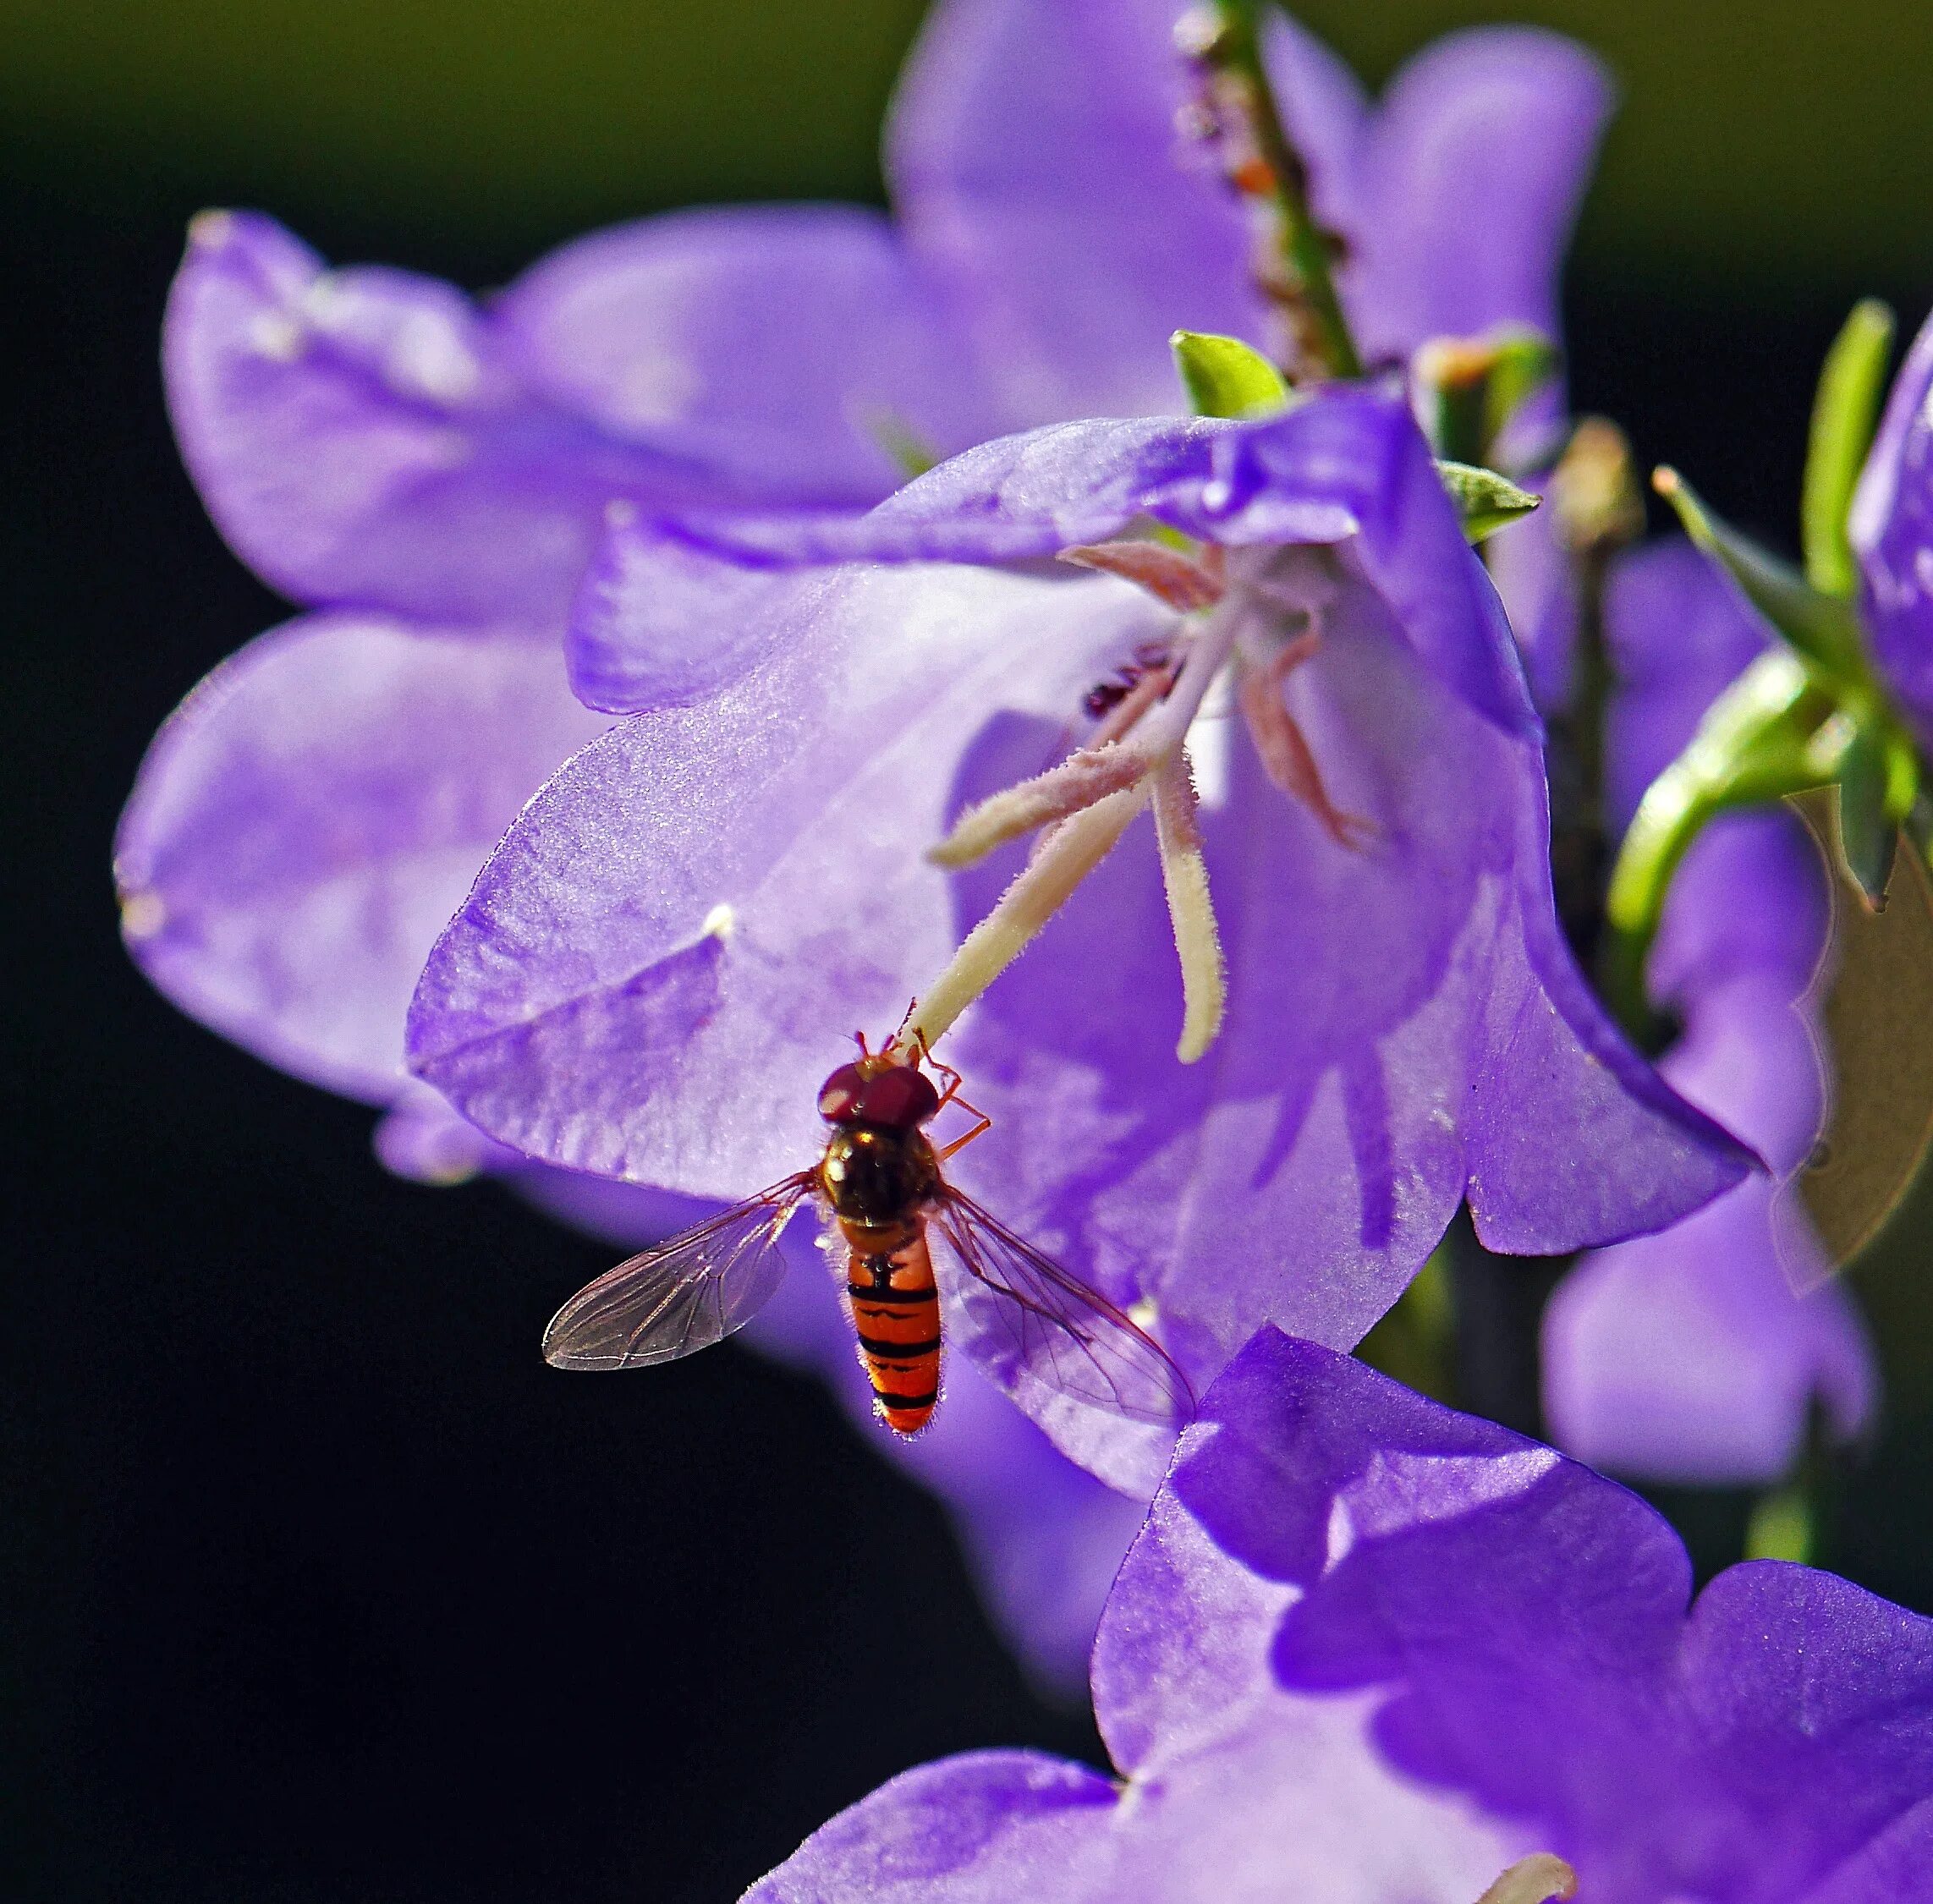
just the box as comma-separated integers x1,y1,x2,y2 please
1178,1,1362,381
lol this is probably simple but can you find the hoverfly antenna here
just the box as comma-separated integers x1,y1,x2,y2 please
853,1029,871,1058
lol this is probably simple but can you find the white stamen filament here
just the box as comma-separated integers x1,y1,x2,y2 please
892,783,1150,1059
1474,1855,1579,1904
931,745,1149,870
1151,752,1225,1062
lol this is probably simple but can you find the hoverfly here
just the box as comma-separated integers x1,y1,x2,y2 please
541,1037,1193,1436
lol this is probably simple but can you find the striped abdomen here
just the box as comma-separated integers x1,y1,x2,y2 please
843,1223,941,1435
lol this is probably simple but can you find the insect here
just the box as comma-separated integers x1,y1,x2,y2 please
541,1038,1193,1437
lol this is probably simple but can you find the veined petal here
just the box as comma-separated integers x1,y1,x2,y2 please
887,0,1255,428
492,203,996,502
1343,30,1613,365
407,565,1167,1197
115,612,609,1100
760,1338,1933,1901
165,211,750,625
671,388,1535,735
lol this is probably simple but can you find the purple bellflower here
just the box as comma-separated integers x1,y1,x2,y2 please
118,0,1624,1670
410,385,1751,1496
749,1329,1933,1904
1542,540,1875,1484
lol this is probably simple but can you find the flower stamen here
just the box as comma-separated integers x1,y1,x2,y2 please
1236,628,1375,850
1151,750,1227,1061
1059,540,1227,611
1474,1855,1578,1904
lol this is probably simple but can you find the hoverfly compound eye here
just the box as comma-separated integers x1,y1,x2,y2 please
854,1064,941,1131
817,1063,870,1123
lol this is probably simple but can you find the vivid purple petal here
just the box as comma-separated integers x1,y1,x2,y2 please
1541,540,1874,1487
164,211,726,626
415,546,1744,1491
568,513,839,712
408,563,1164,1194
492,204,994,502
1341,30,1612,367
1851,305,1933,748
746,1751,1124,1904
887,0,1253,429
667,388,1537,735
1543,1175,1874,1484
1604,537,1772,832
116,612,608,1100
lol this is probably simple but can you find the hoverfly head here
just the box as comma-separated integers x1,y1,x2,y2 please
815,1057,941,1130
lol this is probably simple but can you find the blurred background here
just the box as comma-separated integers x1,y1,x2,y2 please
6,1,1933,1898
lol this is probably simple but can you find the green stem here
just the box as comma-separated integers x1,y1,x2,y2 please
1186,1,1361,381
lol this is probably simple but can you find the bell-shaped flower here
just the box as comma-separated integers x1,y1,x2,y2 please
118,0,1615,1670
411,387,1750,1494
747,1330,1933,1904
1541,542,1876,1484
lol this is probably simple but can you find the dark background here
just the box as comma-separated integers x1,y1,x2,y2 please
8,3,1933,1899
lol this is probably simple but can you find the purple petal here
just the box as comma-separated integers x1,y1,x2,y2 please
1604,537,1772,834
1541,544,1875,1487
1851,304,1933,748
1542,815,1872,1484
669,388,1537,734
164,211,729,626
1167,1333,1930,1899
755,1334,1933,1901
568,512,839,712
492,204,995,502
1544,1177,1875,1484
1340,30,1612,365
415,546,1744,1490
116,612,609,1100
887,0,1255,428
408,564,1165,1194
745,1751,1123,1904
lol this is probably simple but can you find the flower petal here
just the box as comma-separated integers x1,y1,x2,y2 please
1341,30,1613,365
116,612,609,1100
887,0,1255,427
164,211,729,625
408,564,1166,1195
493,204,994,502
671,388,1536,734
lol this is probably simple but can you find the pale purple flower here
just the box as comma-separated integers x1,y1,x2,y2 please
410,387,1750,1495
118,0,1616,1671
749,1328,1933,1904
1542,541,1876,1484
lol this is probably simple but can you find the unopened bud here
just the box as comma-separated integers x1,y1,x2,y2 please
1553,416,1645,557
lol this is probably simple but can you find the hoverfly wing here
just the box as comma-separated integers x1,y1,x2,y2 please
929,1191,1194,1427
543,1174,817,1370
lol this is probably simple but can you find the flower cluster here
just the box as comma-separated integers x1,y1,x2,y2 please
115,0,1933,1853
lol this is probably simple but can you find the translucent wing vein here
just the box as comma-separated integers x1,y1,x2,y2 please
930,1191,1194,1426
542,1175,816,1370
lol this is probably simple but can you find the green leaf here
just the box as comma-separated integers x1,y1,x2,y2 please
1654,465,1871,690
1436,460,1540,542
1837,719,1898,907
1601,647,1838,1030
1170,330,1291,420
1803,299,1894,598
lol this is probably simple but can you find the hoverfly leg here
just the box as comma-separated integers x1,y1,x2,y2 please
935,1097,992,1162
